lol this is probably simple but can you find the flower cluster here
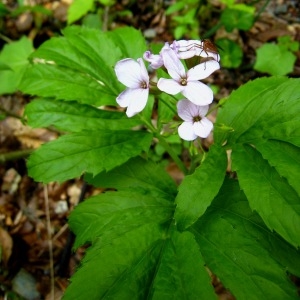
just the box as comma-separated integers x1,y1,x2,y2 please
114,40,220,141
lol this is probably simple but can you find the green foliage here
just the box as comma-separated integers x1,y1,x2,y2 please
165,0,201,39
216,38,243,68
220,7,254,32
19,25,300,299
67,0,95,24
254,36,298,76
215,77,300,248
0,36,34,94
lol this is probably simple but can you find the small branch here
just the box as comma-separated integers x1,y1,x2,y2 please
44,185,55,300
0,149,33,162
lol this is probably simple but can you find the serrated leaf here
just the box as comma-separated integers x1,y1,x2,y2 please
27,130,152,183
67,0,94,24
254,140,300,196
150,230,217,300
64,223,165,300
0,36,33,94
29,31,121,95
85,156,177,199
232,144,300,247
192,177,299,300
214,77,289,145
108,27,147,60
24,98,141,132
20,64,116,106
175,144,227,230
254,44,296,76
69,190,175,249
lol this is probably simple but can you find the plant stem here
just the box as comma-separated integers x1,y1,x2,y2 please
140,115,188,175
155,134,188,175
0,149,33,162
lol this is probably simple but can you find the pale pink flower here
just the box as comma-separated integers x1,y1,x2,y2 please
177,99,213,141
115,58,149,117
157,48,219,106
171,40,220,62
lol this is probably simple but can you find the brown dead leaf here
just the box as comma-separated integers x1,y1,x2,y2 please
0,226,13,265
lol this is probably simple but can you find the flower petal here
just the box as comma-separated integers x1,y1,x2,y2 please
115,58,148,88
187,60,220,80
157,78,183,95
177,99,197,121
126,88,149,117
117,88,149,117
116,88,132,107
182,81,213,105
178,122,197,141
143,51,164,69
193,117,213,138
161,48,186,80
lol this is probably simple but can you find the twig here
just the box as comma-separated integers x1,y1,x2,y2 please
44,184,55,300
0,149,33,163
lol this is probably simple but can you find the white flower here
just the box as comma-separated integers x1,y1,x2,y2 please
115,58,149,117
143,42,170,69
157,48,219,106
177,99,213,141
171,40,220,62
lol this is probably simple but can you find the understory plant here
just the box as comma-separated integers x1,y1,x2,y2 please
19,26,300,299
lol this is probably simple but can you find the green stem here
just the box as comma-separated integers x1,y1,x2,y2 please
139,115,188,175
0,149,33,163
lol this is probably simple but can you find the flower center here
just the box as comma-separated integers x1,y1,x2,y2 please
193,115,202,122
180,77,187,86
140,81,148,89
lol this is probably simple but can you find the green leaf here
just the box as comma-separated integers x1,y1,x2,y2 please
254,44,296,76
254,140,300,196
232,144,300,248
215,77,300,247
69,190,175,249
20,64,116,106
20,26,125,104
0,36,33,94
85,156,177,199
27,130,153,183
216,38,243,68
175,144,227,230
67,0,94,24
221,8,254,32
192,177,300,300
108,26,147,60
66,173,216,299
24,98,141,132
150,230,217,300
214,77,289,145
65,223,165,300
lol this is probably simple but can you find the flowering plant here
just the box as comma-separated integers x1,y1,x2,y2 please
20,26,300,299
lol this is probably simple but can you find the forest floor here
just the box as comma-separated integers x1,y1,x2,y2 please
0,0,299,299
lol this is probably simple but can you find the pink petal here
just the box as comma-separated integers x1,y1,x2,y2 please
193,118,213,138
187,60,220,80
195,104,209,117
116,87,149,117
137,58,149,82
182,81,213,105
115,58,148,88
177,99,197,121
161,48,186,80
178,122,197,141
126,88,149,117
157,78,183,95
